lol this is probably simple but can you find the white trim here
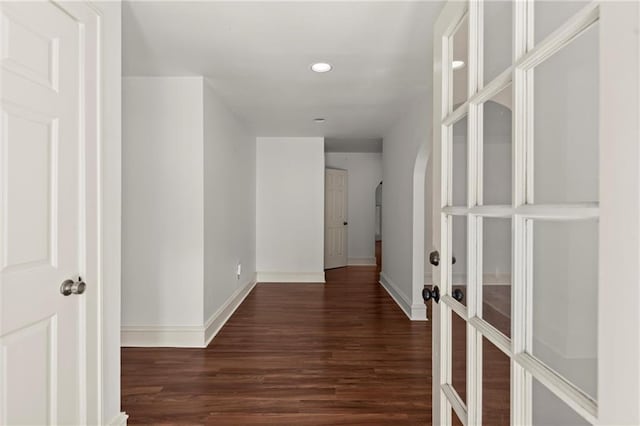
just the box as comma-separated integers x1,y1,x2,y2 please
480,273,510,285
256,271,325,283
412,143,430,323
204,278,257,346
443,383,468,426
347,257,376,266
379,272,411,319
121,325,207,348
379,272,427,321
107,412,128,426
93,1,121,424
468,316,510,356
597,2,640,424
515,352,597,424
425,272,510,286
443,102,469,127
442,204,599,219
122,278,256,348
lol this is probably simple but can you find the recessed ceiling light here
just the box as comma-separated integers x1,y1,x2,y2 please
314,118,326,123
311,62,332,73
452,60,465,70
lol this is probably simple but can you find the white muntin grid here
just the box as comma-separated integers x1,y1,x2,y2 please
434,1,600,425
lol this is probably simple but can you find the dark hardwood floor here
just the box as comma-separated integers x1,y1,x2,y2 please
121,256,509,425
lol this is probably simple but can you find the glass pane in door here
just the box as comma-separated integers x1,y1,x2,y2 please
532,379,591,426
451,116,468,207
484,0,512,84
535,0,592,44
481,218,511,337
531,219,598,399
533,22,598,204
482,85,512,206
451,215,467,306
451,310,467,403
483,337,510,426
451,13,469,110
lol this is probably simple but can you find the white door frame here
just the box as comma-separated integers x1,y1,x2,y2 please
431,1,640,425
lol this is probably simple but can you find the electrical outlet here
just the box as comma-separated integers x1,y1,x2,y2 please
236,263,241,279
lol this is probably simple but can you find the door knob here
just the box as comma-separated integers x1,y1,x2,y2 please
429,251,456,266
422,286,440,304
60,277,87,296
452,288,464,302
343,221,348,225
429,251,440,266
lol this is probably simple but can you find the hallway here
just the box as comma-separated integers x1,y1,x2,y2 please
121,266,432,424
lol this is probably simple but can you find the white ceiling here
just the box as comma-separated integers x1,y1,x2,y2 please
123,1,445,145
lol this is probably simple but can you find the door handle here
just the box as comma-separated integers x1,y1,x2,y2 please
452,288,464,302
60,277,86,296
343,221,348,226
422,286,440,304
429,251,456,266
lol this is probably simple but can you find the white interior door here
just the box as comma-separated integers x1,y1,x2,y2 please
430,1,640,425
325,168,348,269
0,2,100,424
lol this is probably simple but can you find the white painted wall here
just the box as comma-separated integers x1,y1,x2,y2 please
203,81,256,322
123,77,205,327
381,97,431,311
122,76,256,346
256,137,325,282
325,152,382,265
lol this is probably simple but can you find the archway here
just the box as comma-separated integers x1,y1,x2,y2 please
411,141,431,320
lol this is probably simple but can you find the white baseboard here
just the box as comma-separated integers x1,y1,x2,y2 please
121,324,206,347
204,279,257,346
256,271,325,283
347,257,377,266
107,412,128,426
379,272,411,319
481,273,511,285
410,301,427,321
379,272,426,321
122,278,257,348
425,272,511,286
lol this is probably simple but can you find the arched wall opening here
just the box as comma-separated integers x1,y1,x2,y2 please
411,141,430,320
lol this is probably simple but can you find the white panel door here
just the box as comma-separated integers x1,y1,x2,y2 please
429,1,640,425
0,2,92,424
325,168,348,269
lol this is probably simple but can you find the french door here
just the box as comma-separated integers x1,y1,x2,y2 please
430,1,640,425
